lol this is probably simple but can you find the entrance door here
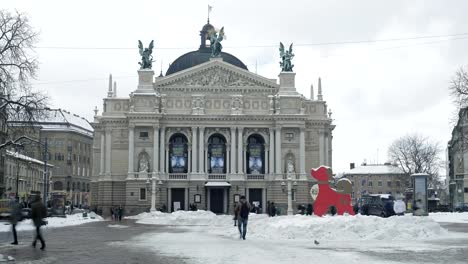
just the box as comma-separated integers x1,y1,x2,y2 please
249,189,263,212
171,188,185,211
210,188,224,214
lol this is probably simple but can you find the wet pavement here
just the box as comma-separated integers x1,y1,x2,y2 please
0,220,186,264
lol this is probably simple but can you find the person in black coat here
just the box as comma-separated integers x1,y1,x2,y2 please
117,205,124,221
31,196,47,250
9,199,23,245
306,204,313,216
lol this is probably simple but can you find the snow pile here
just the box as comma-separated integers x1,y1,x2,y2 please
429,212,468,223
234,214,449,241
0,212,103,233
128,210,233,226
130,210,449,241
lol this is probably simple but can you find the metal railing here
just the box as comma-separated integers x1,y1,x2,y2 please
168,173,188,180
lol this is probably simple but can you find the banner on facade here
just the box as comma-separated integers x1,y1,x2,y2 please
248,144,263,174
210,144,225,173
171,143,186,173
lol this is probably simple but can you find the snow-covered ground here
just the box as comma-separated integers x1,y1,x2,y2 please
0,212,103,233
118,211,468,264
428,212,468,223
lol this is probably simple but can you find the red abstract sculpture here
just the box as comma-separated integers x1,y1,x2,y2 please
311,166,355,216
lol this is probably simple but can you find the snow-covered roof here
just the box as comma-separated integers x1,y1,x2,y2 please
6,150,53,167
38,109,93,137
344,164,405,175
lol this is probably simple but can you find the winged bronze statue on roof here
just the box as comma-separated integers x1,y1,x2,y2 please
138,40,154,69
279,42,294,72
210,27,224,57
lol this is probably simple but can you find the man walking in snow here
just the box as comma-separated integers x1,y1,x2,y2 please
31,196,47,250
234,196,251,240
9,199,23,245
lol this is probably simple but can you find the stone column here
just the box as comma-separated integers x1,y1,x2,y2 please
237,127,243,174
275,127,282,174
269,128,274,175
165,146,169,174
265,146,269,175
128,126,135,174
230,128,236,174
192,127,197,173
150,178,156,212
319,130,325,166
299,127,306,174
160,128,166,173
188,146,191,173
105,129,112,175
100,133,105,174
153,126,159,173
226,146,230,174
198,127,204,173
325,132,329,166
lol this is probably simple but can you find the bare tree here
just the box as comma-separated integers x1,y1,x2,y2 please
388,134,443,188
449,66,468,109
0,9,48,147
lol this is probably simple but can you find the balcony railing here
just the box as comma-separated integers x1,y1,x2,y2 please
208,174,226,180
282,173,302,180
168,173,188,180
247,174,265,180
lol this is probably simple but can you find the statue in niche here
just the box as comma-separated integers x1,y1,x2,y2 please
287,157,295,175
138,153,150,173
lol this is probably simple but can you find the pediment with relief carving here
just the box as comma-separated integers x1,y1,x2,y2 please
156,60,277,89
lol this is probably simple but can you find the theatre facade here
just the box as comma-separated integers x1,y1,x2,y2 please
90,22,334,216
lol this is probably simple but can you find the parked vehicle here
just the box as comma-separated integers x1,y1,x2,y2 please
360,194,395,217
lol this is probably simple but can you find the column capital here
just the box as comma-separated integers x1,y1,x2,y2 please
199,126,205,131
129,123,136,129
153,125,160,130
299,126,306,132
105,127,113,133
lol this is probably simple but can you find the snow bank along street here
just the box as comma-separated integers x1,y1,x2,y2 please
0,212,103,233
119,211,468,264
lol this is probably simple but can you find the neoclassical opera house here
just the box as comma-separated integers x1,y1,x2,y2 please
91,21,334,215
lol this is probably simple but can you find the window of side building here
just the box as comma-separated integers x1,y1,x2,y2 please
378,181,382,187
139,188,147,200
368,181,373,187
387,181,392,187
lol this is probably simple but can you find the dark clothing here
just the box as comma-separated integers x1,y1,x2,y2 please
31,200,47,249
239,202,250,219
306,204,313,216
117,207,123,221
12,224,18,244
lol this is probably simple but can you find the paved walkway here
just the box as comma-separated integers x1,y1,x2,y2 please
0,220,184,264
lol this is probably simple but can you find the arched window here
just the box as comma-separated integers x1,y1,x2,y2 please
247,134,265,174
169,133,188,173
77,182,81,191
208,134,226,174
53,181,63,191
72,182,76,191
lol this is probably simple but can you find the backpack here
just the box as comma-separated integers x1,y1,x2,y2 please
240,202,249,219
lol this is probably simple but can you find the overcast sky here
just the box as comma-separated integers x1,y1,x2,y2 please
3,0,467,175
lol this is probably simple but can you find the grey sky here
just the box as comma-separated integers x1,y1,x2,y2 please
3,0,466,174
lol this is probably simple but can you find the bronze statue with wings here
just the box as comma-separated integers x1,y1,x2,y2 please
210,27,224,57
138,40,154,69
279,42,294,72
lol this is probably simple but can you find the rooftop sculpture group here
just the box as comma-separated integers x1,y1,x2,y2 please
138,40,154,69
209,27,225,57
279,42,294,72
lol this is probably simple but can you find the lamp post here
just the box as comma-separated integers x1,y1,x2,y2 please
147,175,163,212
287,174,293,215
14,144,24,201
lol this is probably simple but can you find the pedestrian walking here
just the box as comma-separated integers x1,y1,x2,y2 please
117,205,123,221
110,207,115,221
9,199,23,245
234,196,251,240
269,202,276,217
31,196,47,250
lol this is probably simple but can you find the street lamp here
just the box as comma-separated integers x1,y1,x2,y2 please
147,175,163,212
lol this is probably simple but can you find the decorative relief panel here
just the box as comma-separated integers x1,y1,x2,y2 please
192,95,205,115
231,95,243,115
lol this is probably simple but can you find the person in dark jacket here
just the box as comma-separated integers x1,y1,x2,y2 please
269,202,276,217
117,205,123,221
10,199,23,245
306,204,313,216
31,196,47,250
234,196,251,240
